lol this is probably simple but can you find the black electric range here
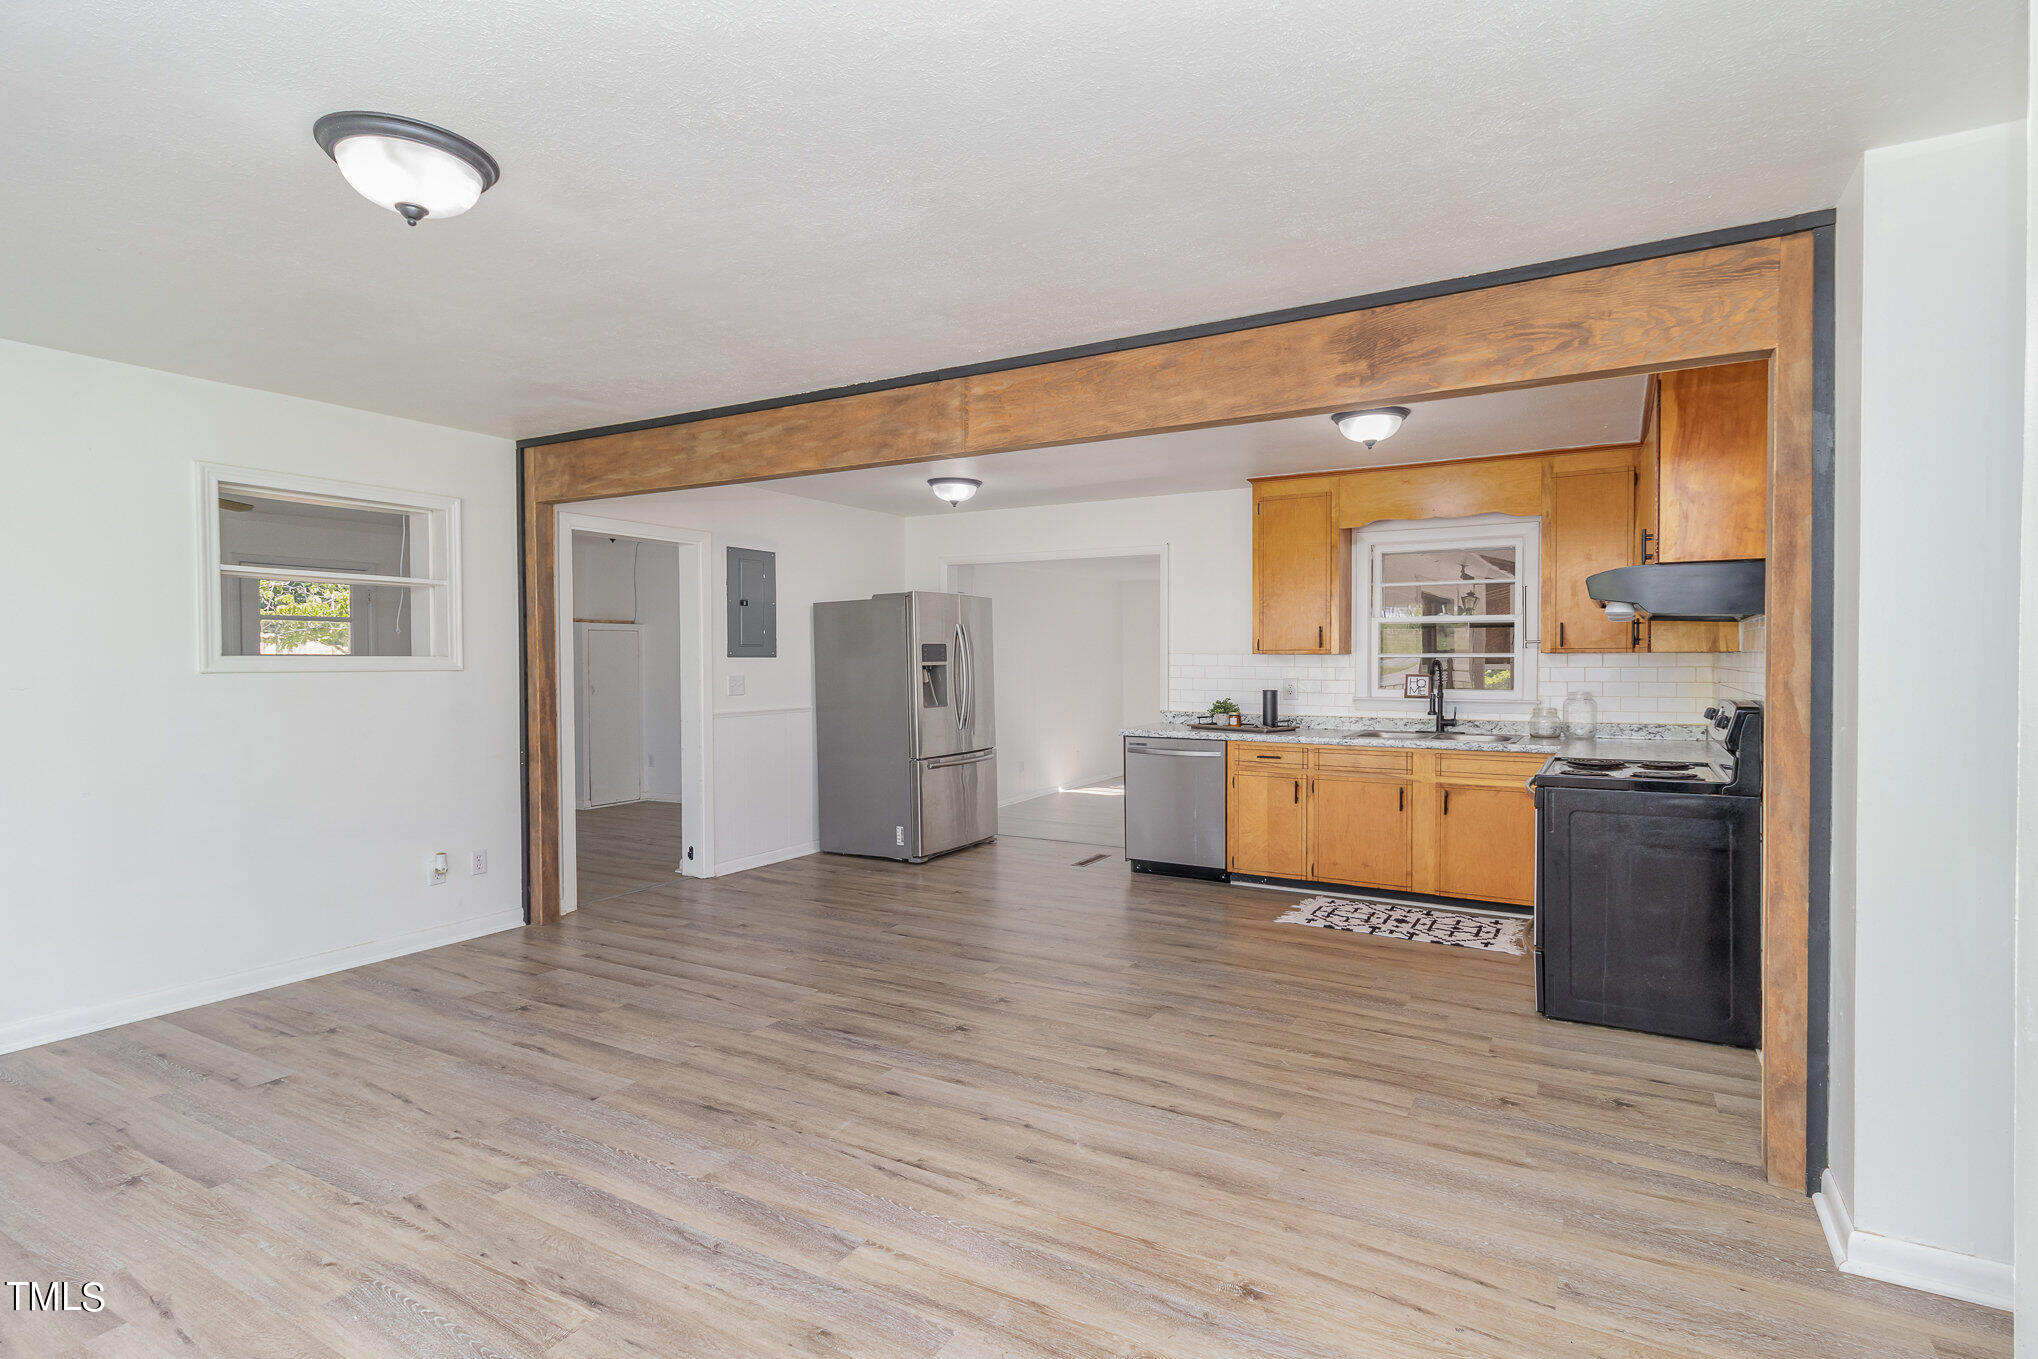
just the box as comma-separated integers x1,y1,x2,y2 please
1529,700,1762,1047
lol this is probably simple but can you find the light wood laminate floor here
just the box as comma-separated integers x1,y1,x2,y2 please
998,776,1126,846
576,799,687,904
0,837,2008,1357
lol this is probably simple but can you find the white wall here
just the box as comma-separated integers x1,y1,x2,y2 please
636,542,684,800
0,338,522,1053
952,562,1143,803
577,484,905,872
1120,579,1164,725
569,534,682,805
2018,23,2038,1339
905,487,1748,728
1825,121,2024,1302
1828,157,1866,1237
907,488,1249,648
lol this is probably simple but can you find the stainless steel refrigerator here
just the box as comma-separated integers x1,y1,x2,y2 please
814,591,997,862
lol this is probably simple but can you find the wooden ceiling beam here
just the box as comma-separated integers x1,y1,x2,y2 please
526,238,1782,502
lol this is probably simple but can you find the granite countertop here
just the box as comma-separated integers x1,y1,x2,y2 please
1119,721,1716,764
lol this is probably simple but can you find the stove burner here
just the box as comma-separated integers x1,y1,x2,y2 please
1561,758,1625,770
1637,761,1700,771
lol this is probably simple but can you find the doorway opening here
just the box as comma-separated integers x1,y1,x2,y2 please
555,515,715,911
944,549,1166,847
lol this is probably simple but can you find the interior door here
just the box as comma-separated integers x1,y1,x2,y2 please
584,627,644,807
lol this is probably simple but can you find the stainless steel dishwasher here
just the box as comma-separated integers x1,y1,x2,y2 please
1124,736,1228,880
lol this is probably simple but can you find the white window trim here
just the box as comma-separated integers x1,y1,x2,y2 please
197,463,463,673
1352,514,1539,710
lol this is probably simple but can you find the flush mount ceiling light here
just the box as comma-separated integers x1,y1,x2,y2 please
313,111,500,226
1329,406,1412,449
927,477,982,507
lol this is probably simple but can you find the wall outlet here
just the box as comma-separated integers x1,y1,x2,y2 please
470,850,487,876
429,852,449,886
727,674,747,696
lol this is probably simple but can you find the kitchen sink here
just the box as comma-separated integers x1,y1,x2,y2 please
1349,731,1522,744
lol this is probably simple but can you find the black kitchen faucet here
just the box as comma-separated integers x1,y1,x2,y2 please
1425,657,1457,735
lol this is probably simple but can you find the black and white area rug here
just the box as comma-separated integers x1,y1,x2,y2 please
1275,896,1528,955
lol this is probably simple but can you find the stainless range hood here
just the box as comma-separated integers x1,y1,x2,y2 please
1586,560,1765,621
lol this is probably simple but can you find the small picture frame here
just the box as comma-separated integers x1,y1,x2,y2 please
1403,672,1434,700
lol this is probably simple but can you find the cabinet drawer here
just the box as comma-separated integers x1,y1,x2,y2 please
1231,743,1308,768
1312,747,1413,775
1436,752,1548,785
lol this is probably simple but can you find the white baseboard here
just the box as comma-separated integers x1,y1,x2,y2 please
1000,773,1124,808
715,841,819,875
1814,1169,2012,1311
0,907,526,1056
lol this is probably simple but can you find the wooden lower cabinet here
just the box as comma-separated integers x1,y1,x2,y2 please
1231,744,1542,907
1308,774,1413,890
1434,782,1537,906
1228,767,1308,878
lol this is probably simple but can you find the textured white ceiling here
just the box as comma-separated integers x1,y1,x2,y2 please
0,2,2022,439
777,376,1647,516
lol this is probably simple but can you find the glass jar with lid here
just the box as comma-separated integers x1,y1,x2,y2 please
1528,701,1562,738
1562,690,1599,739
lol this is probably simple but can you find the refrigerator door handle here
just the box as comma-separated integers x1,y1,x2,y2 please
951,623,963,730
928,749,994,768
955,621,970,731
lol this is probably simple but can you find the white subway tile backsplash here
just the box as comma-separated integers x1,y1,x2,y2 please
1170,641,1763,726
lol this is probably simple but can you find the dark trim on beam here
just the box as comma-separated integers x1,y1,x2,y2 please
517,209,1837,451
1804,221,1837,1196
515,446,532,927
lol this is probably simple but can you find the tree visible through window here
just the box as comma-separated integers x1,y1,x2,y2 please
258,580,353,655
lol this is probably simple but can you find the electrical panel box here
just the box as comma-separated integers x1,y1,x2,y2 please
726,547,777,658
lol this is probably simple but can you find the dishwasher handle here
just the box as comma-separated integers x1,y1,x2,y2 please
1127,746,1224,758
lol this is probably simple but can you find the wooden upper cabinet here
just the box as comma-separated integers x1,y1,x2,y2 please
1252,479,1347,654
1636,365,1764,653
1541,454,1637,654
1229,767,1308,878
1656,360,1768,562
1308,774,1413,890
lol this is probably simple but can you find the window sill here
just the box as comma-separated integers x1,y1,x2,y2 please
201,655,463,674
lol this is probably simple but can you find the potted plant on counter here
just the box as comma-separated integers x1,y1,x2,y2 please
1206,698,1242,728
